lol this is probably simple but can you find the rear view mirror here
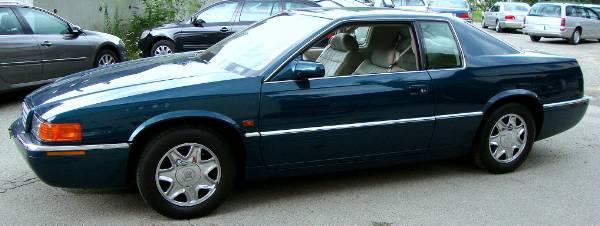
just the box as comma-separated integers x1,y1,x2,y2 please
291,61,325,80
192,17,206,26
70,25,83,34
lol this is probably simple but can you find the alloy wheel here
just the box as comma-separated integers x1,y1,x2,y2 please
97,54,116,66
155,143,221,207
489,113,527,163
574,30,581,44
154,45,173,56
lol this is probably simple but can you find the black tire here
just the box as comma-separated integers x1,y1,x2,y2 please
94,49,119,67
150,40,176,57
529,35,541,42
472,103,536,174
481,18,487,28
136,126,236,219
495,20,503,33
568,29,581,45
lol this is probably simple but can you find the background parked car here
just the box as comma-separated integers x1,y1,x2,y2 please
523,3,600,45
583,4,600,14
372,0,427,11
427,0,472,22
138,0,320,57
354,0,374,6
314,0,370,7
482,2,530,32
0,3,126,93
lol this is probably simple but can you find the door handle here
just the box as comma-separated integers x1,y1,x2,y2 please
408,84,429,95
40,41,53,47
219,27,230,32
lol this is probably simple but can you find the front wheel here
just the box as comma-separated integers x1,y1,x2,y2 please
150,40,176,57
530,35,541,42
472,103,536,174
95,49,119,67
136,126,236,219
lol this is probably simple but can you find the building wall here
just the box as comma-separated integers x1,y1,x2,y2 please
33,0,143,32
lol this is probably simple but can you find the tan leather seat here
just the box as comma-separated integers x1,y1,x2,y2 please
353,49,405,75
394,28,418,71
316,33,363,77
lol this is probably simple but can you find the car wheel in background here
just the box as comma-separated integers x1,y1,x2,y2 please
136,126,236,219
529,35,541,42
495,20,503,33
472,103,535,174
151,40,176,57
95,49,119,67
569,29,581,45
481,18,487,28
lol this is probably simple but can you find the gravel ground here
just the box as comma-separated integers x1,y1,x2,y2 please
0,27,599,225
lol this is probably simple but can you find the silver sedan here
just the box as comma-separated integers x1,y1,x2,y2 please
482,2,531,32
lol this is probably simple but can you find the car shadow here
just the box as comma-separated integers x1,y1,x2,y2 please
539,39,600,45
54,145,556,220
0,89,34,105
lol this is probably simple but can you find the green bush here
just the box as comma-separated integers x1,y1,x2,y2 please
105,0,205,59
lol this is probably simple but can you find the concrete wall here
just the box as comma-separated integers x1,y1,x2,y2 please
33,0,143,32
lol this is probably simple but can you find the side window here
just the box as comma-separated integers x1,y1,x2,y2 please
240,1,277,22
285,1,317,10
586,8,599,20
352,27,370,46
0,8,23,35
197,1,239,23
420,21,461,69
18,8,69,34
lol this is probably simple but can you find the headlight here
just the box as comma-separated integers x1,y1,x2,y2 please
31,114,82,142
140,30,150,39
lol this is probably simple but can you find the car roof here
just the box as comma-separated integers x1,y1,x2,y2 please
0,1,33,7
290,7,449,20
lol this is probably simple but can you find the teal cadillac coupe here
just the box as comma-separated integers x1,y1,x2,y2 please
10,8,589,219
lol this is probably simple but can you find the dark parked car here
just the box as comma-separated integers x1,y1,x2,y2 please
11,8,588,219
0,2,127,93
428,0,472,22
138,0,320,57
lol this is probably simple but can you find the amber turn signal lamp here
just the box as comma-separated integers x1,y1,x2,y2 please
47,151,86,157
38,122,82,142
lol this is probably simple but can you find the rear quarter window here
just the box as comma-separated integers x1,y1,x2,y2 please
453,20,519,57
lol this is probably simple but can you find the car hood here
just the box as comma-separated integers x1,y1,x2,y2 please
152,21,186,30
26,52,245,113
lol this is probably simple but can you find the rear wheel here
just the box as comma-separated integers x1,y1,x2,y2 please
472,103,536,174
151,40,176,57
495,20,503,32
529,35,541,42
569,29,581,45
136,126,236,219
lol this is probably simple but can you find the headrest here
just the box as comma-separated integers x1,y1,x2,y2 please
370,49,399,68
329,33,358,52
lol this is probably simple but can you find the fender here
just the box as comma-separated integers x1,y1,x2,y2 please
483,89,541,113
128,110,241,142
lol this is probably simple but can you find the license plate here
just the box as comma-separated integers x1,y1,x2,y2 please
544,25,550,30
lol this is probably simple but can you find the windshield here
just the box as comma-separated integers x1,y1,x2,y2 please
198,14,330,77
505,4,530,12
430,0,468,9
592,7,600,14
393,0,425,6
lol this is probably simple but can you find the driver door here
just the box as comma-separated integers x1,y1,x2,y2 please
258,22,435,170
177,1,239,51
16,7,93,80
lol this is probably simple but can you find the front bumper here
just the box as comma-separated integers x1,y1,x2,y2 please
537,96,590,140
9,119,131,188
